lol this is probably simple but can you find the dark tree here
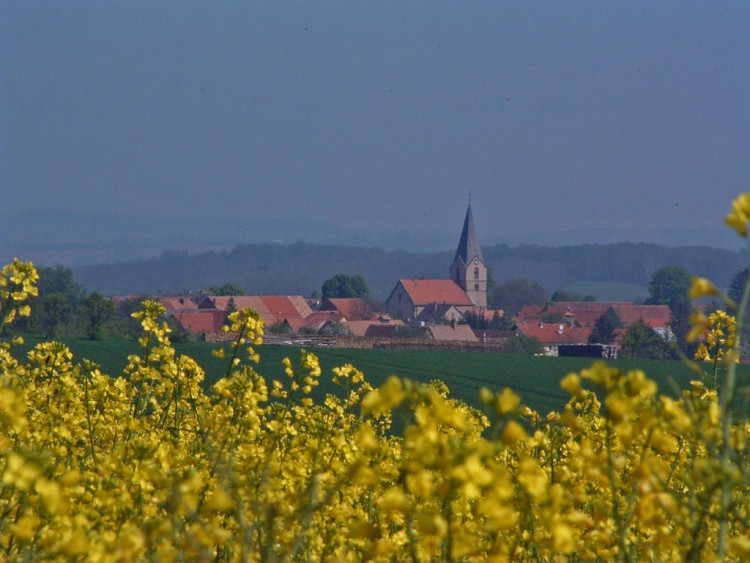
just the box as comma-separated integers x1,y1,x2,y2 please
463,310,512,330
114,296,149,338
225,297,238,314
646,267,691,309
551,289,596,302
542,312,567,324
23,266,86,334
504,335,544,355
620,320,670,359
321,274,370,299
207,283,245,296
37,265,87,305
41,292,73,338
588,308,622,344
83,292,116,340
646,266,693,352
488,278,546,316
486,267,497,295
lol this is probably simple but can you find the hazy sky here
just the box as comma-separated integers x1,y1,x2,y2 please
2,1,749,239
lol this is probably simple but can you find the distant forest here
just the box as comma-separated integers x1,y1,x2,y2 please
70,241,749,300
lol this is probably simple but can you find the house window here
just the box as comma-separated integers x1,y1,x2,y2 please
474,267,479,279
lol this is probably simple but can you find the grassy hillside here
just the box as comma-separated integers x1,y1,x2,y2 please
565,280,649,302
10,336,729,417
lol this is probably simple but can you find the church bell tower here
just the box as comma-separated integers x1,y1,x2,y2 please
449,203,487,307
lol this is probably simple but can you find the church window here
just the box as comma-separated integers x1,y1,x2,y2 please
474,267,479,279
474,283,479,291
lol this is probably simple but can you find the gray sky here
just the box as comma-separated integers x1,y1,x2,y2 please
2,1,749,241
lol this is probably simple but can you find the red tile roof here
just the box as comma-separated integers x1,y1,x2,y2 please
516,302,670,330
399,279,473,306
320,298,373,320
262,296,312,320
614,304,672,329
515,320,592,345
171,310,227,334
346,319,404,337
517,302,625,321
198,295,312,328
301,311,344,331
158,296,198,312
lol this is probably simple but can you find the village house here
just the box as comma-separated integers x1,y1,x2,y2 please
386,279,474,321
514,320,593,356
514,301,674,356
197,295,312,331
318,297,373,320
162,292,403,340
426,322,478,343
516,302,672,336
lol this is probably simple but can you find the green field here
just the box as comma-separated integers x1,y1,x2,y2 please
10,336,737,416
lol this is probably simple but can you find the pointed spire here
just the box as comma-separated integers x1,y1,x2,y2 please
454,203,483,264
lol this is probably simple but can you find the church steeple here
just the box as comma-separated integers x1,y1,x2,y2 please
454,203,484,265
450,203,487,307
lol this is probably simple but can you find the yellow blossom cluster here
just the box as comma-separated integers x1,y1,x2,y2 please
1,192,750,561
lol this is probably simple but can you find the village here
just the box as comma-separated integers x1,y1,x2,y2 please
154,205,673,358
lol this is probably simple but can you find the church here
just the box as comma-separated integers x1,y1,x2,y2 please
385,204,487,322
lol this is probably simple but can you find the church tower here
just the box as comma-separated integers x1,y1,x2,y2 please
449,204,487,307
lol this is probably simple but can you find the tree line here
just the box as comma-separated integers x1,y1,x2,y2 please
8,266,142,340
72,241,747,298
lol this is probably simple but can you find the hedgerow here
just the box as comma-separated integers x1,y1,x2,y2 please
1,194,750,560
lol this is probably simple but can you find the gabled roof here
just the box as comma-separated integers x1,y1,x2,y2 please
615,304,672,329
454,204,484,264
170,310,227,334
516,302,644,328
427,324,478,342
398,279,474,307
262,295,313,320
199,296,274,326
158,296,198,312
319,298,373,321
517,302,626,320
301,311,344,331
346,319,404,337
198,295,312,328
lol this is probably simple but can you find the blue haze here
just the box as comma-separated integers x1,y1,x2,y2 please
1,2,749,264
